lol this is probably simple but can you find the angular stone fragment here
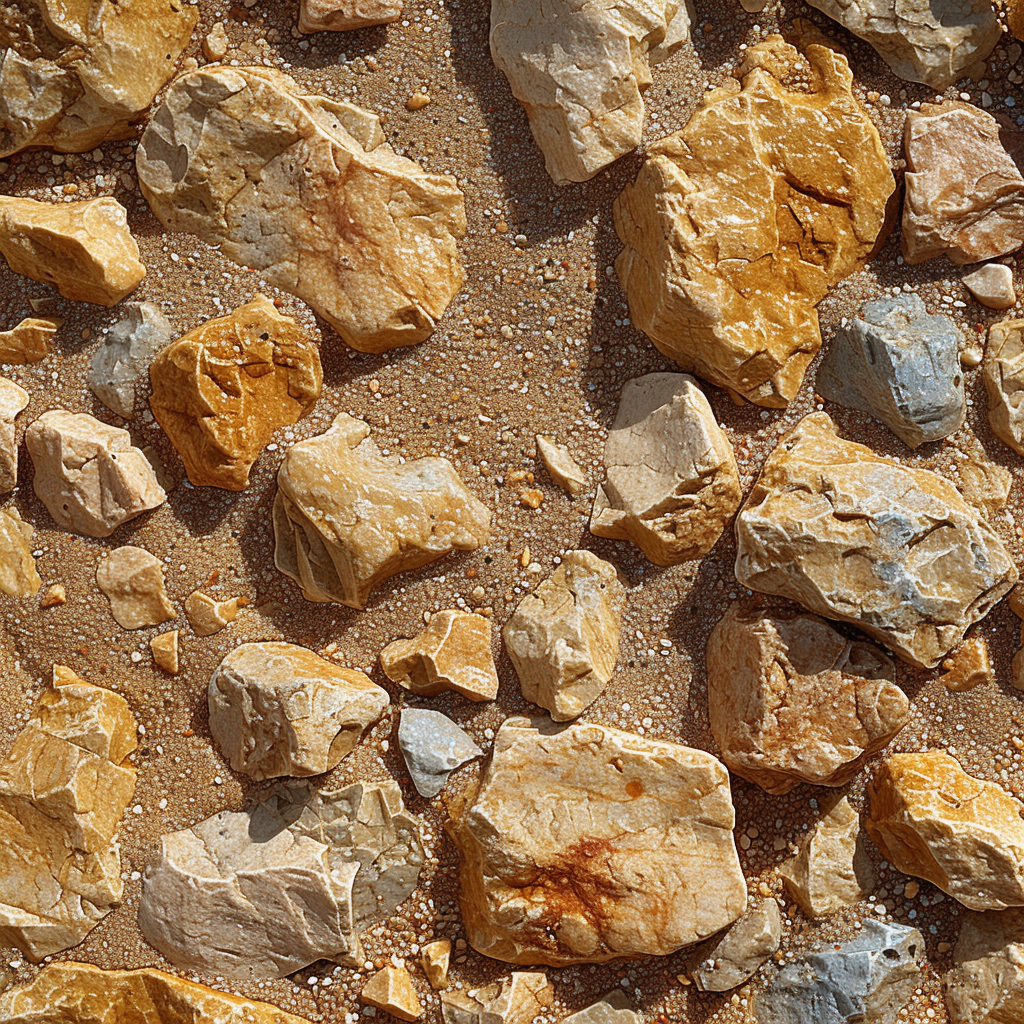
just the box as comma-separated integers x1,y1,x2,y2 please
690,898,782,992
939,637,992,691
300,0,403,32
274,414,490,609
735,413,1017,668
151,630,179,674
441,972,554,1024
614,38,894,407
0,316,57,364
398,708,483,798
137,68,466,353
184,591,247,636
449,717,747,965
984,318,1024,455
40,582,65,607
0,378,28,492
562,991,640,1024
27,410,166,537
956,448,1012,516
536,435,586,496
964,264,1017,310
96,546,175,630
707,605,908,794
0,508,40,599
867,751,1024,911
0,197,145,305
489,0,689,185
203,22,230,60
360,966,422,1021
944,909,1024,1024
208,642,389,780
149,297,322,490
422,939,451,990
503,550,624,721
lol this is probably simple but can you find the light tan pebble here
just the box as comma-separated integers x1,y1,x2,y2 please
184,591,248,637
406,93,431,110
964,263,1016,309
96,546,175,630
360,965,422,1021
535,434,586,496
203,22,229,60
421,939,451,990
40,583,66,607
150,631,180,675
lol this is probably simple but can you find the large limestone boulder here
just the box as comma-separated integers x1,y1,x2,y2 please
734,413,1017,669
944,909,1024,1024
136,67,467,354
448,717,747,965
984,318,1024,456
614,37,894,407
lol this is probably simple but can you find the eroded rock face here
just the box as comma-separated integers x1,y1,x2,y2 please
0,316,57,364
96,545,175,630
441,972,554,1024
944,909,1024,1024
0,378,28,492
299,0,403,32
614,38,894,407
448,717,747,966
274,414,490,609
734,413,1017,669
137,67,466,353
0,508,40,598
984,318,1024,455
690,898,782,993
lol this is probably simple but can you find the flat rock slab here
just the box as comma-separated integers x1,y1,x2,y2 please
691,898,782,992
398,708,483,798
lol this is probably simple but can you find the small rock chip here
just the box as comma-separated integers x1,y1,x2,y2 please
561,991,640,1024
964,263,1017,310
40,583,66,607
398,708,483,798
184,591,248,636
0,509,41,599
151,630,180,675
360,965,422,1021
0,317,58,364
944,908,1024,1024
939,637,992,691
96,546,175,630
203,22,230,60
422,939,451,990
441,972,554,1024
0,378,28,492
406,92,431,111
984,318,1024,456
690,898,783,992
535,435,585,496
299,0,403,32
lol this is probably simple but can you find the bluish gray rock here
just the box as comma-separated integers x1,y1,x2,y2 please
816,294,965,448
398,708,483,798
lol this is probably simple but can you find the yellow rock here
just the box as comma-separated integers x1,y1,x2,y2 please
938,638,993,692
0,378,29,493
984,318,1024,456
185,591,248,636
96,545,175,630
535,435,586,496
0,508,41,599
203,22,230,60
151,630,180,674
0,317,58,364
422,938,451,989
40,583,66,607
441,971,554,1024
360,965,423,1021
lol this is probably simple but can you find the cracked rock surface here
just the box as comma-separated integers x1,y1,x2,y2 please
944,908,1024,1024
0,316,57,364
441,971,554,1024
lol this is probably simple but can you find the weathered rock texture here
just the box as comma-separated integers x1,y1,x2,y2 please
274,414,490,609
0,316,57,364
398,708,483,798
734,413,1017,669
0,508,41,598
150,630,179,674
984,318,1024,455
939,637,993,692
299,0,403,32
536,435,585,496
137,67,466,353
562,991,640,1024
448,717,747,965
614,38,894,407
944,909,1024,1024
691,898,782,992
184,591,247,636
441,972,554,1024
0,378,28,492
360,965,422,1021
96,545,175,630
149,296,322,490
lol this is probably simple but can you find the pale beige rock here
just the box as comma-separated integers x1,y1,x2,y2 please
40,583,65,607
203,22,230,60
866,750,1024,911
707,605,908,794
0,317,57,364
96,546,174,630
956,448,1012,516
591,373,741,565
944,909,1024,1024
735,413,1017,669
536,435,586,496
0,378,28,492
300,0,403,32
422,939,451,990
360,966,422,1021
939,638,993,691
448,717,747,965
381,611,498,701
503,551,624,721
150,630,179,674
0,508,41,599
984,318,1024,455
274,414,490,609
441,972,554,1024
690,898,782,992
137,67,466,353
964,264,1017,310
561,992,640,1024
184,591,248,636
614,38,894,406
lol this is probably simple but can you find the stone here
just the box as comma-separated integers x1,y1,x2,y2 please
422,939,451,990
614,38,894,407
707,605,908,794
944,909,1024,1024
0,961,312,1024
299,0,403,32
184,591,248,636
204,22,230,60
0,316,57,364
489,0,689,185
964,263,1017,310
381,611,498,702
0,197,145,305
779,797,877,917
151,630,179,674
955,449,1012,516
398,708,483,798
448,717,747,965
26,410,166,537
96,546,175,630
139,779,425,979
441,972,554,1024
208,641,389,780
502,550,625,722
866,750,1024,911
734,413,1017,669
816,294,965,448
0,668,137,960
561,992,640,1024
149,296,323,490
0,508,40,599
360,966,422,1021
903,103,1024,266
984,318,1024,455
756,919,922,1024
536,435,586,496
40,582,65,607
690,898,783,992
939,637,992,691
89,302,174,419
590,373,741,565
137,67,466,354
0,378,28,491
274,413,490,609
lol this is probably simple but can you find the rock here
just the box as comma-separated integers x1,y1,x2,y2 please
0,668,137,959
955,448,1012,515
816,294,965,448
734,412,1017,669
40,582,65,607
590,373,741,565
0,316,57,364
96,546,175,630
0,509,41,599
964,264,1017,310
690,898,783,992
151,630,180,674
422,939,451,990
0,197,145,305
139,779,425,979
203,22,230,60
89,302,174,419
502,550,625,722
26,410,167,537
536,435,586,496
0,378,28,492
902,103,1024,266
149,296,322,490
984,318,1024,455
756,919,922,1024
562,992,640,1024
614,38,894,407
707,605,908,794
381,611,498,702
867,750,1024,911
299,0,403,32
944,909,1024,1024
489,0,689,185
360,966,422,1022
939,637,992,691
274,413,490,609
137,67,466,353
184,591,248,636
208,641,389,780
779,797,877,917
448,717,747,965
441,972,554,1024
398,708,483,798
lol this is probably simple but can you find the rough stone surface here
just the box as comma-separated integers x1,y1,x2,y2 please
440,972,554,1024
448,717,747,965
561,991,640,1024
614,38,894,407
300,0,403,32
27,410,166,538
137,67,466,353
185,591,247,636
150,630,179,674
536,435,586,496
203,21,230,59
0,378,28,492
96,545,175,630
0,316,57,364
422,939,451,990
984,318,1024,455
360,965,422,1021
0,508,40,598
274,413,490,609
944,909,1024,1024
398,708,483,798
938,637,993,691
956,447,1013,515
964,263,1017,310
502,550,625,721
690,898,782,992
149,296,323,490
734,412,1017,669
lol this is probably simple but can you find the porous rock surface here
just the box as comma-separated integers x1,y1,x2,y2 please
944,909,1024,1024
984,317,1024,455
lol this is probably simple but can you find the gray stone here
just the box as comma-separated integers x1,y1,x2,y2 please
944,909,1024,1023
397,708,482,798
817,294,965,448
561,991,639,1024
691,898,783,992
